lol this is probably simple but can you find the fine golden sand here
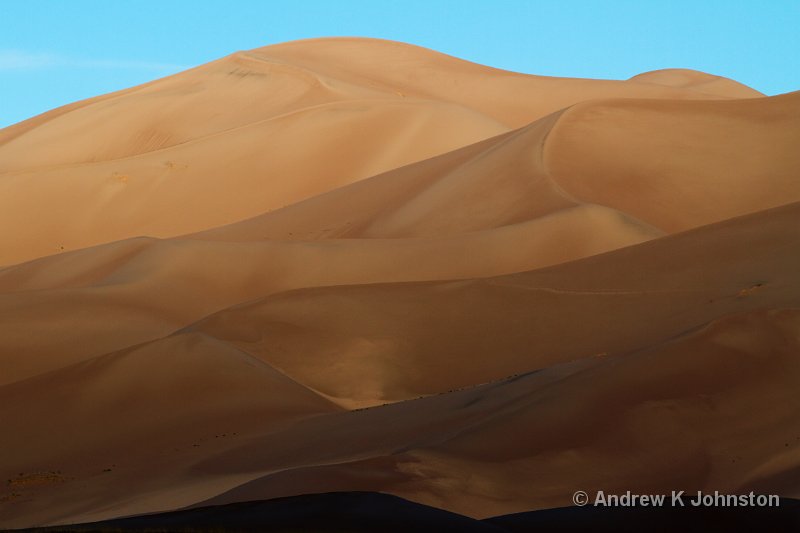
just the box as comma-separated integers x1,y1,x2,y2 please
0,38,798,528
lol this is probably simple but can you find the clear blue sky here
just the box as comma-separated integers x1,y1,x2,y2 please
1,0,799,128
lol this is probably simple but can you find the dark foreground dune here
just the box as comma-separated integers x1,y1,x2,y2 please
22,492,800,533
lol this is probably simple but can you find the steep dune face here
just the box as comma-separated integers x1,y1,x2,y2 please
546,92,800,232
191,92,800,243
1,38,798,529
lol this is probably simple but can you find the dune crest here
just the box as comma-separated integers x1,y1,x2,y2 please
629,68,765,98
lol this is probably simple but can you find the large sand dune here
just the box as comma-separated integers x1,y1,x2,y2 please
0,37,798,528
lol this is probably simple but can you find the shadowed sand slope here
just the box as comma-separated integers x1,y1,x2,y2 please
24,493,800,533
1,201,798,527
183,202,800,406
159,308,800,520
0,37,798,530
0,204,660,386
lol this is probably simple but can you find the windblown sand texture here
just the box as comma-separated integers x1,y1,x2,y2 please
1,37,799,528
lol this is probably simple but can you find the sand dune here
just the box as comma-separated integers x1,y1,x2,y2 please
184,201,800,406
0,204,661,386
28,493,800,533
0,38,798,529
0,38,769,266
629,68,765,98
186,309,800,519
0,100,508,266
546,92,800,232
2,201,798,526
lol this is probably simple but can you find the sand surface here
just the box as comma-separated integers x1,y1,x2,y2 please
0,37,798,528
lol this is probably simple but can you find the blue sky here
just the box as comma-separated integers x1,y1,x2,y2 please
1,0,799,128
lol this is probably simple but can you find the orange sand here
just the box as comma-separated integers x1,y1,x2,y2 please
0,38,798,528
